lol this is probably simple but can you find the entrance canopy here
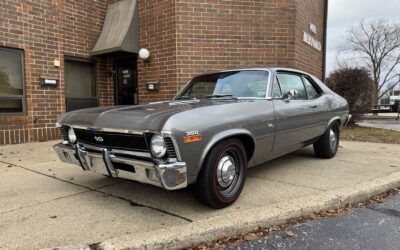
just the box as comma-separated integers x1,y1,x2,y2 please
91,0,139,56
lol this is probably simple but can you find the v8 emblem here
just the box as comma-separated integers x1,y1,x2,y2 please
94,136,104,142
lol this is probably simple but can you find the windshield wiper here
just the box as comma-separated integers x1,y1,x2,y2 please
204,94,240,100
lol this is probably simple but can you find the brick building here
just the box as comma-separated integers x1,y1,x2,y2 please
0,0,328,145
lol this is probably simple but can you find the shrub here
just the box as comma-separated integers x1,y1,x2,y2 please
326,67,374,124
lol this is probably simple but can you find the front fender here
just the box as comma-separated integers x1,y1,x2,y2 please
197,128,255,175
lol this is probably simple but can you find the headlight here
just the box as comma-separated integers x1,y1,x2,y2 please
150,134,166,158
68,128,77,143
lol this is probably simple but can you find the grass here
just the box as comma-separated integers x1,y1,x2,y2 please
341,126,400,144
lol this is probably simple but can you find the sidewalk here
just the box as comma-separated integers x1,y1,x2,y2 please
358,119,400,132
0,140,399,249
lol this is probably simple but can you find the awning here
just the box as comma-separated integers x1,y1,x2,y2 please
91,0,139,56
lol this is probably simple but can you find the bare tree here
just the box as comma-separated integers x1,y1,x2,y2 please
339,20,400,104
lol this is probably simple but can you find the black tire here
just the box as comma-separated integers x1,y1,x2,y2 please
192,138,247,208
313,122,340,159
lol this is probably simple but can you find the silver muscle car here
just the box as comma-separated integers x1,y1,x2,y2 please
54,68,350,208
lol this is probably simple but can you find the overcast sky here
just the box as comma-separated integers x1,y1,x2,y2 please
326,0,400,76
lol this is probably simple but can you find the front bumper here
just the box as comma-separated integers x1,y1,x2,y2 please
53,143,187,190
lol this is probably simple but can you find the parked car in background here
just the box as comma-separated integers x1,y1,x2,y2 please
54,68,350,208
376,95,400,112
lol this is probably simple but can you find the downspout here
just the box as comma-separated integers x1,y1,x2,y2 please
322,0,329,80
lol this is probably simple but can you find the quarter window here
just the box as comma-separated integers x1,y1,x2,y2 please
0,48,25,113
276,73,307,100
65,58,97,111
303,77,320,99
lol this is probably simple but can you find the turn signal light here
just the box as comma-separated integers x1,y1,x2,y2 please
183,135,201,143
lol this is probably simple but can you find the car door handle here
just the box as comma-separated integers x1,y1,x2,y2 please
310,104,318,108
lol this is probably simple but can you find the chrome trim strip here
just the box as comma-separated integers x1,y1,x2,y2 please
65,124,158,135
112,148,151,158
79,142,152,158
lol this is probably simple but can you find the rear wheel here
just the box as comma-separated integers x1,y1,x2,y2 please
192,138,247,208
313,122,340,159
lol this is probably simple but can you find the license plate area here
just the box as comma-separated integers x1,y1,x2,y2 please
85,154,109,175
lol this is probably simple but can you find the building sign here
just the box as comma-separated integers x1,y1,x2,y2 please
40,77,59,86
303,22,321,51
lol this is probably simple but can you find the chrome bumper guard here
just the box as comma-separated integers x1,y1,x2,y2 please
53,143,187,190
344,114,352,127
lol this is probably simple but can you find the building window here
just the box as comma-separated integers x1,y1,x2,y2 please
0,48,25,114
65,57,97,112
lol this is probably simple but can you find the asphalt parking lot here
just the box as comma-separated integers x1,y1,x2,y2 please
1,140,400,249
226,192,400,250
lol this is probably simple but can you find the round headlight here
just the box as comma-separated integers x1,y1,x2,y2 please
68,128,77,143
150,134,166,158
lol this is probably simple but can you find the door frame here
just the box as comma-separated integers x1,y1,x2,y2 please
113,55,138,105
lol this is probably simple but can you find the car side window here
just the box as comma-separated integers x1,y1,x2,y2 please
272,76,282,98
303,76,320,100
276,73,307,100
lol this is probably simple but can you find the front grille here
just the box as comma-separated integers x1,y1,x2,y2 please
164,137,177,158
60,126,69,141
74,129,149,152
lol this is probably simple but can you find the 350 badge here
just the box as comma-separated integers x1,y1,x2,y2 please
183,130,201,143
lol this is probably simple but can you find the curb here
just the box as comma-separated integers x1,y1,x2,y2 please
47,171,400,250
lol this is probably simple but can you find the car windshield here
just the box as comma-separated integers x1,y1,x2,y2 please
176,70,269,99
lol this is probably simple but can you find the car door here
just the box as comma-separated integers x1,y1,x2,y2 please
271,72,319,156
301,75,328,136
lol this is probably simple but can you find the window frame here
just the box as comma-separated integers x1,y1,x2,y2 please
0,47,26,115
272,76,283,99
64,56,98,112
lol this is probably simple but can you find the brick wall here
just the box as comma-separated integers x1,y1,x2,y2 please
0,0,326,145
173,0,298,89
294,0,327,79
0,0,114,145
136,0,178,103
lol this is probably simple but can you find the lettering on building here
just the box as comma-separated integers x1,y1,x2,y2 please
303,22,321,51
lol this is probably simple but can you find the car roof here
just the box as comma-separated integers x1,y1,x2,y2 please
194,67,314,78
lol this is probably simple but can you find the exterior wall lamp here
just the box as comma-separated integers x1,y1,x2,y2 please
139,48,150,65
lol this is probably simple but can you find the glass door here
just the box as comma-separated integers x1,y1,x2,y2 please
115,56,137,105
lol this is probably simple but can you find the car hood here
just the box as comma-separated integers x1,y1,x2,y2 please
58,99,239,131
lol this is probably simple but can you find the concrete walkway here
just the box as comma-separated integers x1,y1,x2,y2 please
0,140,399,249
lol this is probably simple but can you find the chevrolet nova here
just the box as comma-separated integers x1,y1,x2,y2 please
54,68,350,208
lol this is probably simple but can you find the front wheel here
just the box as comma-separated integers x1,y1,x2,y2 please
313,122,340,159
192,139,247,208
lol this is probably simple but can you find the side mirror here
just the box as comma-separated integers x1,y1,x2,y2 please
285,89,298,101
